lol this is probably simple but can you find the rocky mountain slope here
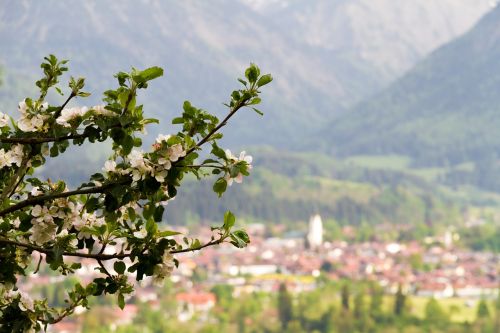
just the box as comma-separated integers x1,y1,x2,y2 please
323,5,500,167
0,0,492,148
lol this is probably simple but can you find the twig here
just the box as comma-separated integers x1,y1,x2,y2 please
0,133,87,144
53,92,76,119
0,155,30,202
183,97,251,158
0,235,226,261
33,253,43,274
48,294,85,324
0,179,129,217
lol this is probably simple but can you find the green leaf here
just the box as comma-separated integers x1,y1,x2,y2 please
230,230,250,248
252,108,264,116
245,64,260,84
114,261,126,275
121,135,134,155
146,218,157,235
118,91,130,107
223,211,236,230
172,117,184,124
248,97,261,105
104,194,119,212
86,197,99,213
257,74,273,87
211,144,226,159
213,178,227,197
54,86,63,95
133,66,164,84
118,293,125,310
191,238,201,249
154,205,165,222
158,230,182,237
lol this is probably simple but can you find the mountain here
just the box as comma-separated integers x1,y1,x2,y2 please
0,0,492,150
323,6,500,170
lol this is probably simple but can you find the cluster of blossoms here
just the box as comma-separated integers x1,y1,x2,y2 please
3,289,34,313
70,207,105,240
0,144,24,169
106,134,186,184
17,99,49,132
224,149,253,186
56,106,88,127
28,194,103,245
56,104,115,127
0,287,37,332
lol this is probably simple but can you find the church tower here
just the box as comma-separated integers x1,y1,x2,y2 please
307,214,323,249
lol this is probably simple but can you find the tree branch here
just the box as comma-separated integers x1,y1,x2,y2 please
0,133,88,144
47,294,85,325
53,92,76,119
0,154,31,202
170,237,225,254
0,235,225,260
183,97,252,158
0,179,128,217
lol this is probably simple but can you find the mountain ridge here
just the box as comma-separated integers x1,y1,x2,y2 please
0,0,492,149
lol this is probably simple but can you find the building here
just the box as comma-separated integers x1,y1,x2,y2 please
307,214,323,249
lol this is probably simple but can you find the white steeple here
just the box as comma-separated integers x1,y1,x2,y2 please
307,214,323,249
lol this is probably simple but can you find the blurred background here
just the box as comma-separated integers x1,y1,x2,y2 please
2,1,500,332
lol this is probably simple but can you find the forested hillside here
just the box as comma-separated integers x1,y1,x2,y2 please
324,6,500,167
165,150,463,228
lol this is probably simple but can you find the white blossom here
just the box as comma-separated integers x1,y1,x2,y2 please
18,100,27,114
128,150,148,171
30,219,57,245
4,290,34,312
0,149,10,168
9,144,24,166
154,170,168,182
127,149,152,182
131,169,143,182
133,229,148,239
157,157,172,170
17,100,48,132
92,105,115,116
155,134,171,144
223,150,253,186
238,151,253,166
167,143,185,162
56,107,87,127
224,172,243,186
57,230,78,247
30,187,43,196
31,205,44,218
72,211,104,240
225,149,236,160
13,217,21,228
103,160,117,173
18,291,34,312
0,112,9,127
29,205,61,244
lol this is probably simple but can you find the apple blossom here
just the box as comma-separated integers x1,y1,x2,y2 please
0,112,9,127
